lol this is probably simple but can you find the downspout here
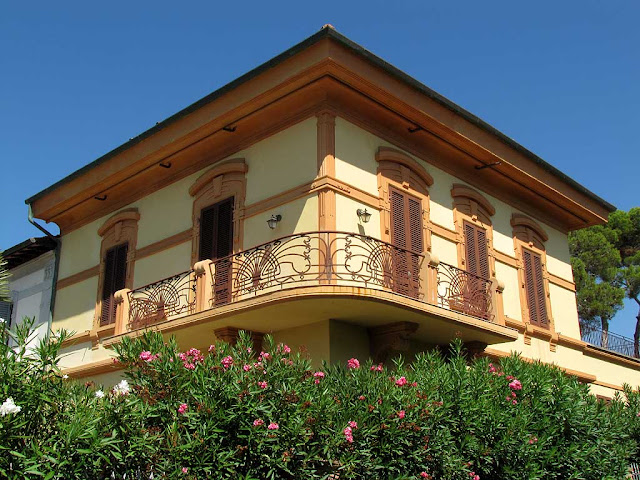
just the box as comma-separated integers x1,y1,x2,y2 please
27,204,60,340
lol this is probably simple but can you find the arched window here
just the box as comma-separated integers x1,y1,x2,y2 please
376,147,433,298
511,214,553,330
95,208,139,329
451,184,496,279
189,158,247,305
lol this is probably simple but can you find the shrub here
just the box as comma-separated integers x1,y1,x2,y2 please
0,320,637,479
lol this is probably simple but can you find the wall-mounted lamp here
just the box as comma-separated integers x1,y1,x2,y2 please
357,208,372,223
267,214,282,229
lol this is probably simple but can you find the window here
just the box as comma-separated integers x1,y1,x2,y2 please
389,187,423,298
463,221,489,279
199,197,234,306
511,213,552,330
0,300,12,327
199,197,234,261
100,243,128,326
95,208,139,333
522,247,548,327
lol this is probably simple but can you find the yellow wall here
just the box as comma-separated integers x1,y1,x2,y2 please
495,261,522,321
549,283,581,338
335,193,381,240
272,320,330,368
329,320,370,364
53,277,98,332
431,234,458,266
243,118,317,205
133,243,192,289
242,194,318,249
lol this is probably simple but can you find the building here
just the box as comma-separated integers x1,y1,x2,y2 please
1,236,58,348
25,26,636,396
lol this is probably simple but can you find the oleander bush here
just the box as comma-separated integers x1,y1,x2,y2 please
1,318,639,479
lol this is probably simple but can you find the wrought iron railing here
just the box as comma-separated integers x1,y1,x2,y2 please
579,321,638,358
128,270,196,330
124,231,496,329
436,262,493,321
208,231,424,306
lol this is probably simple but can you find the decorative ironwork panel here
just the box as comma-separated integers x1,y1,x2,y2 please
436,262,493,321
208,232,425,306
579,321,637,358
128,270,196,329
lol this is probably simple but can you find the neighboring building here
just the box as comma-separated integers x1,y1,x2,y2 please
25,27,635,396
1,236,57,348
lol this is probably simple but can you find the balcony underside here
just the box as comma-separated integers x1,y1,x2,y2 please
103,285,517,350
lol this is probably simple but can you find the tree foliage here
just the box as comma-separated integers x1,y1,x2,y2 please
569,208,640,350
0,324,638,479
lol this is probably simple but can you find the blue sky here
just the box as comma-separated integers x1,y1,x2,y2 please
1,1,638,334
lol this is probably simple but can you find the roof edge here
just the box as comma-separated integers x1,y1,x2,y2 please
25,26,616,214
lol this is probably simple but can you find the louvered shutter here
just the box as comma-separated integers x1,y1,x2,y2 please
463,221,489,279
202,197,234,306
100,243,128,326
523,248,548,327
0,300,13,328
389,188,422,298
199,206,217,261
532,254,548,326
464,222,478,276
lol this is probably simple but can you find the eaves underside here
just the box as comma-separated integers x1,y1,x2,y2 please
24,26,614,216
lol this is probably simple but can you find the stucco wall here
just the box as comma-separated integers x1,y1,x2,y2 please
243,118,317,205
7,251,55,349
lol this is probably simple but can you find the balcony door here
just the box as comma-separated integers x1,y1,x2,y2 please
199,197,234,306
389,187,423,298
100,243,128,326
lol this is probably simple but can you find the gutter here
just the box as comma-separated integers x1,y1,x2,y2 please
27,204,60,341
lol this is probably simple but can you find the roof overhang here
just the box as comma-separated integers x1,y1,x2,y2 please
26,26,614,234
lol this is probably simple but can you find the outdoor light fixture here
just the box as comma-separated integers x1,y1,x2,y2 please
267,214,282,229
357,208,372,223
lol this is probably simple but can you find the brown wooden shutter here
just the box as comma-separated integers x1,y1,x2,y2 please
523,248,548,327
389,187,423,298
100,243,128,326
199,197,234,305
463,221,489,279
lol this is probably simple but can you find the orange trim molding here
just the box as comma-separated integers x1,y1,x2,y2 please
511,213,549,243
63,357,123,379
57,265,100,290
375,147,434,187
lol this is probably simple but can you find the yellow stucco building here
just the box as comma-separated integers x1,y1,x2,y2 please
27,26,636,398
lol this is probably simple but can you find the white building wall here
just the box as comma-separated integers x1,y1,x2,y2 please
7,251,55,349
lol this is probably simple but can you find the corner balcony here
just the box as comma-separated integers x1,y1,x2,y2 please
106,231,517,350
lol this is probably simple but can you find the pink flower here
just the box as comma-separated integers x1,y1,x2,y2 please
243,364,251,372
529,436,538,444
343,426,354,443
347,358,360,369
411,381,418,387
512,399,518,405
139,351,152,361
267,422,279,430
397,410,405,419
506,375,514,381
208,344,216,352
253,418,264,427
488,363,496,373
358,395,366,401
420,473,431,479
183,363,195,370
395,376,408,387
258,381,268,389
348,421,358,429
469,472,480,480
313,372,325,384
259,352,271,361
182,467,188,474
508,379,522,391
247,347,252,353
178,403,188,415
283,344,291,354
221,356,233,369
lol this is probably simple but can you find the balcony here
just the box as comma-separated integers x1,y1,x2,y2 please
109,231,517,347
580,321,639,359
